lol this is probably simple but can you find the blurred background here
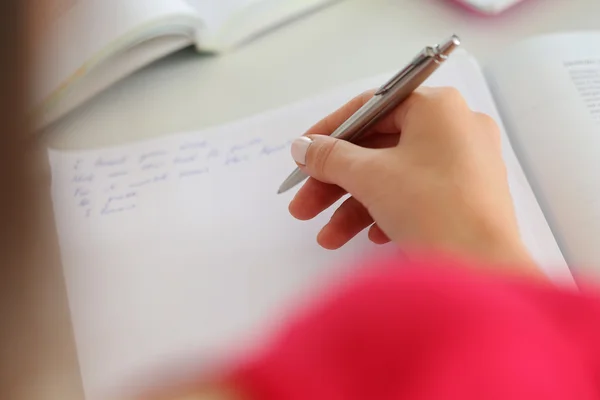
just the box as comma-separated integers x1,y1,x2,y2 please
41,0,600,148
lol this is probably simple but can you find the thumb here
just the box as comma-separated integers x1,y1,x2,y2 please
291,135,375,195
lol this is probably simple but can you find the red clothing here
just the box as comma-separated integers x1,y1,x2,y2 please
229,253,600,399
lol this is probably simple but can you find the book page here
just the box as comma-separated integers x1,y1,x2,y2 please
36,35,192,131
567,59,600,124
184,0,256,31
33,0,199,115
485,32,600,275
184,0,339,49
48,51,570,400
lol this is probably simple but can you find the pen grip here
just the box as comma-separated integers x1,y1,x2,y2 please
334,59,444,144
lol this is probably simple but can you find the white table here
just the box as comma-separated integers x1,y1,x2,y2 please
42,0,600,149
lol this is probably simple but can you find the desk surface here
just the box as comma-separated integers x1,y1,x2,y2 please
31,2,600,399
42,0,600,149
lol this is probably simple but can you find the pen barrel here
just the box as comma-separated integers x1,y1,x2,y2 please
438,35,461,58
332,59,446,143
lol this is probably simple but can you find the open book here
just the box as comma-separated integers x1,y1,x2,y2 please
47,31,599,400
32,0,339,130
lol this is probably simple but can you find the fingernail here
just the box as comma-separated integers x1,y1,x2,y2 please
291,136,313,166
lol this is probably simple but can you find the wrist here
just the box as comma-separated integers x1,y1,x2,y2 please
403,235,545,281
452,239,545,281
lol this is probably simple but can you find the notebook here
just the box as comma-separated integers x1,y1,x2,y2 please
32,0,340,130
48,31,600,400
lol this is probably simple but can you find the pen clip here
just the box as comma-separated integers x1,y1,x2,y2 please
374,46,438,96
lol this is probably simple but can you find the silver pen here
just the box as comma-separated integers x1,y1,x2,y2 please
277,34,461,194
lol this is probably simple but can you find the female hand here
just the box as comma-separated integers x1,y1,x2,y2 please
289,87,535,268
142,88,545,400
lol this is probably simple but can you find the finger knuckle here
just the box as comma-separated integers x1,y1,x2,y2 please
312,139,341,177
476,112,498,129
435,86,466,108
409,87,467,117
323,90,377,133
349,90,377,111
360,89,377,102
476,112,502,143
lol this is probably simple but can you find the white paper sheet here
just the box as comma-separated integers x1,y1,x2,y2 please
49,50,570,400
486,32,600,271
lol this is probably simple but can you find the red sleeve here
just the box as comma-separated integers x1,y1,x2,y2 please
227,253,600,400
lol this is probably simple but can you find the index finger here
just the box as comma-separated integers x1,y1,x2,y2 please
304,90,376,136
304,88,410,137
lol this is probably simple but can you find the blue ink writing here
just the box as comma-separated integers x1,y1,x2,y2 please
95,156,127,167
101,204,136,215
101,191,137,216
225,154,248,165
260,143,288,156
141,162,164,170
74,187,90,197
230,138,262,153
79,198,90,207
180,141,208,150
108,171,128,178
73,173,94,183
179,168,209,178
129,173,168,188
73,159,83,170
139,150,168,164
207,149,219,159
174,154,197,164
